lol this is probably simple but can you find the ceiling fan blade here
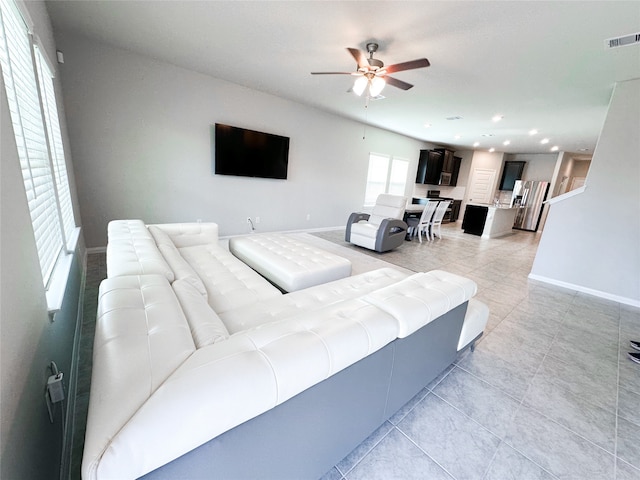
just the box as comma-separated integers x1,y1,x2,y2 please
347,47,369,69
310,72,353,75
385,58,430,74
385,76,414,90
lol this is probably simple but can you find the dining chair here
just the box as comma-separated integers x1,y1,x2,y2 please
407,200,439,243
430,200,451,240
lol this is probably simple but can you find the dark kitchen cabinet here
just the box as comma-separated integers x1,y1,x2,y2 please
434,148,461,186
450,199,462,222
499,161,526,191
435,148,454,172
450,156,462,186
416,149,443,185
416,148,461,186
462,205,488,236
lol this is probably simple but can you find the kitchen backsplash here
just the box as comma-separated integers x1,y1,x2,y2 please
414,184,466,200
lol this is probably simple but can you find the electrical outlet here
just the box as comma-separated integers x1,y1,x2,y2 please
255,216,260,224
246,217,251,224
47,373,64,403
306,214,311,221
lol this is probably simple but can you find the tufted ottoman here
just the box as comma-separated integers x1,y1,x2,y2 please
228,233,352,292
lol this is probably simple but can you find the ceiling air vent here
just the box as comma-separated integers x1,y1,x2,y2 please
605,32,640,49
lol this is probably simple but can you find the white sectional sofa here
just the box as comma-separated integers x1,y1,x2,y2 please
83,220,487,480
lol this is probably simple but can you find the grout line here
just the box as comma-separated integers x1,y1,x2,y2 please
394,426,457,480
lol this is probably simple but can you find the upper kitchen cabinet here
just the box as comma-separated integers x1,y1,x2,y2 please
416,148,461,186
434,148,461,186
498,161,526,191
450,156,462,186
416,149,443,185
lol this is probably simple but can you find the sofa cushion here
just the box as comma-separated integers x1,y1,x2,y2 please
107,219,151,241
88,298,399,479
107,220,175,281
84,274,195,479
148,224,175,247
368,194,407,226
152,222,219,248
364,270,477,337
178,243,282,314
219,267,408,334
172,278,230,348
350,222,379,239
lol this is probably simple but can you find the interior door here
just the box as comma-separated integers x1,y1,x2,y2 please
468,168,497,204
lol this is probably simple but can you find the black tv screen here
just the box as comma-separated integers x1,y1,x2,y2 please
214,124,289,179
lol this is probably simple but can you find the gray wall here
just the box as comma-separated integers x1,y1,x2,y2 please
531,79,640,304
0,1,84,479
55,32,429,248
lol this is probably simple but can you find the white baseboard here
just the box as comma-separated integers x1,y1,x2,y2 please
528,273,640,308
219,225,343,240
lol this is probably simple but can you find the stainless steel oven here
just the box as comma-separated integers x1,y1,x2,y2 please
439,172,452,186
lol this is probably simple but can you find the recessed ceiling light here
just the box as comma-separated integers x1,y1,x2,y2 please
540,138,550,144
446,116,463,121
529,129,538,135
503,140,510,146
473,142,480,147
492,115,503,122
424,123,432,128
489,147,495,152
454,134,461,139
551,146,559,151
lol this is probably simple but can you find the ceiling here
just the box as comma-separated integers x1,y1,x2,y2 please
45,1,640,155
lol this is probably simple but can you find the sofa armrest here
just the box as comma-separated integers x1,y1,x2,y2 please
374,218,408,252
345,212,370,241
364,270,477,337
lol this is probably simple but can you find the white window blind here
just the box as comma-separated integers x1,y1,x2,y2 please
34,45,75,244
0,0,75,285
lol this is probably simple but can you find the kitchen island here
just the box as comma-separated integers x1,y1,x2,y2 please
461,203,519,238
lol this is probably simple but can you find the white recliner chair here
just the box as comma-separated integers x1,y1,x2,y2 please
345,194,408,253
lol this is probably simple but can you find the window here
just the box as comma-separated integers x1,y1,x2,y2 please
363,153,409,206
1,0,76,294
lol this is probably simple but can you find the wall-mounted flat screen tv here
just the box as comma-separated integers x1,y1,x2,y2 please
213,123,290,179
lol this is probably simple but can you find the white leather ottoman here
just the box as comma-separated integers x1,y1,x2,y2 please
228,234,352,292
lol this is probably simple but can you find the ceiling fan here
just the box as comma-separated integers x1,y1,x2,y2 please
311,43,430,97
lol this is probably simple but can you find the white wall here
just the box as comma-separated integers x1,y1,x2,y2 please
504,153,558,182
460,150,505,213
55,32,429,248
0,1,83,478
531,79,640,305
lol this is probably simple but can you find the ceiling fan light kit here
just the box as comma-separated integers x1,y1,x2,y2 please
353,76,369,96
311,42,430,98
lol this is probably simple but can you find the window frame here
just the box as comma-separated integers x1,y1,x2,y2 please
0,0,79,315
363,152,410,207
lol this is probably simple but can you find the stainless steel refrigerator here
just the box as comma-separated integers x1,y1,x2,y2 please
511,180,550,231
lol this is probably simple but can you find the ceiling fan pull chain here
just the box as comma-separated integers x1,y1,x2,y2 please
362,100,369,140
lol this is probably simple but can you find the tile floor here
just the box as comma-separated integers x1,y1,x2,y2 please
71,224,640,480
